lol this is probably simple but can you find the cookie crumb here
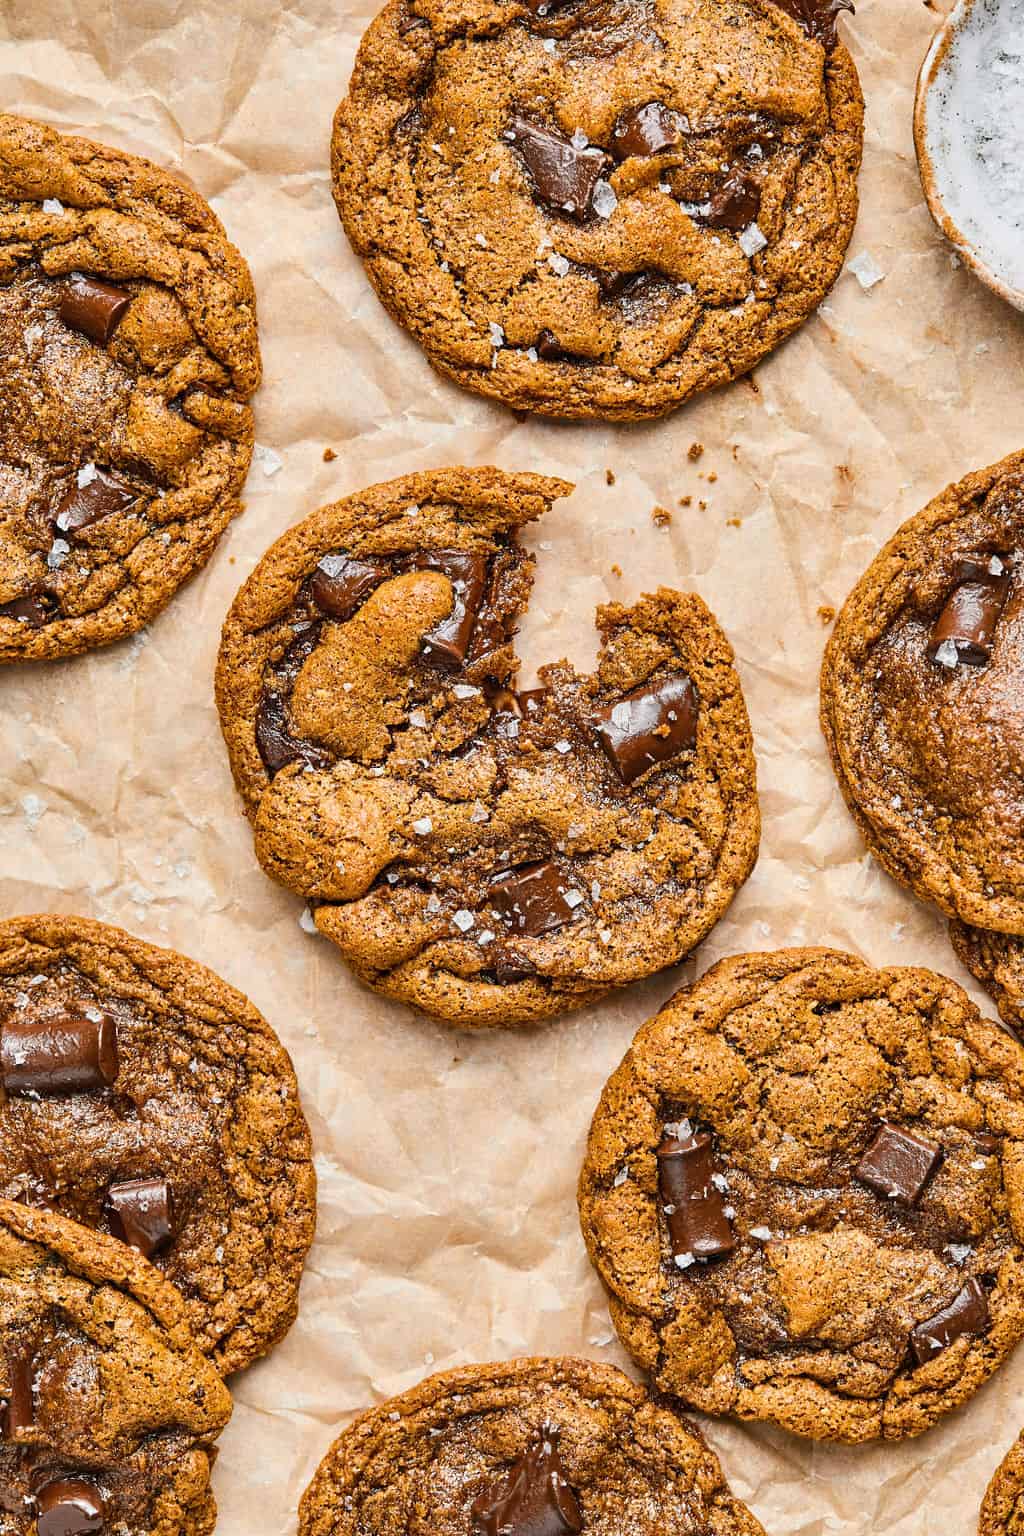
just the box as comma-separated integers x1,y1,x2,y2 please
605,469,615,486
610,563,622,578
727,517,742,528
818,604,836,625
688,443,704,462
651,505,672,528
678,495,692,508
707,471,718,484
323,448,337,462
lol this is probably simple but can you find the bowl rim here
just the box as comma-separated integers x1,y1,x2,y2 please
913,0,1024,313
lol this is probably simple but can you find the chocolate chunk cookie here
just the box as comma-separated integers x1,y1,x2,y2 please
0,913,316,1375
298,1356,766,1536
331,0,863,420
821,451,1024,935
0,1198,232,1536
215,467,760,1028
578,948,1024,1442
0,112,260,662
981,1431,1024,1535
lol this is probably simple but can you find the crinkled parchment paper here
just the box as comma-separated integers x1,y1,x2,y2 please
3,0,1024,1531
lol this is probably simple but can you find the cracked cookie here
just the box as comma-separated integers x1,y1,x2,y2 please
0,112,260,662
331,0,863,420
0,913,316,1376
215,467,760,1028
578,947,1024,1443
981,1430,1024,1535
298,1355,766,1536
0,1197,231,1536
821,450,1024,930
951,924,1024,1041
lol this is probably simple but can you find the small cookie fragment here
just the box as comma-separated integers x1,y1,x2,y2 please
215,467,760,1029
579,947,1024,1443
298,1357,767,1536
0,1199,232,1536
981,1429,1024,1535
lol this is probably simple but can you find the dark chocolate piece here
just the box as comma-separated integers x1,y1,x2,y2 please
611,102,685,160
928,559,1010,667
255,692,318,775
105,1177,175,1259
535,329,597,364
909,1277,989,1365
1,1348,35,1438
975,1132,1001,1155
488,861,576,937
657,1131,736,1262
506,112,606,219
704,168,762,231
768,0,854,46
853,1123,942,1205
309,554,389,620
35,1480,106,1536
594,269,639,299
53,469,137,536
404,549,488,664
58,275,132,346
590,673,698,784
471,1424,583,1536
1,1013,119,1096
516,687,548,717
0,590,53,629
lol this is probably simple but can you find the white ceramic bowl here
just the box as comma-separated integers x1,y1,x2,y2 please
914,0,1024,312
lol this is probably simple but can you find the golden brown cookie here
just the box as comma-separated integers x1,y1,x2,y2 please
0,112,260,662
951,922,1024,1040
298,1356,766,1536
215,467,760,1028
578,947,1024,1443
331,0,863,420
0,1197,232,1536
0,913,316,1376
821,450,1024,933
981,1431,1024,1535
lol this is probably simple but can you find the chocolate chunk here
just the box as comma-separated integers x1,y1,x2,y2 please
506,112,606,219
768,0,854,46
1,1013,119,1096
491,957,538,984
1,1348,35,1437
309,554,389,620
105,1177,175,1259
909,1277,989,1365
928,559,1010,667
488,861,576,937
0,590,53,629
611,102,685,160
471,1424,583,1536
657,1131,737,1262
516,687,548,717
256,691,311,774
704,168,762,231
535,329,597,364
853,1123,942,1205
58,275,132,346
975,1132,1001,1155
53,469,138,536
590,673,698,784
35,1481,106,1536
594,269,639,299
404,549,488,664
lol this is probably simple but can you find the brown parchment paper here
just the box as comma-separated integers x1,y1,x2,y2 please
2,0,1024,1530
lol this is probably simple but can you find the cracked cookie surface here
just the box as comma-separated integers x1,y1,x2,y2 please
0,913,316,1376
0,112,260,662
821,451,1024,936
298,1355,766,1536
0,1197,231,1536
578,947,1024,1442
331,0,863,420
981,1430,1024,1535
215,467,759,1029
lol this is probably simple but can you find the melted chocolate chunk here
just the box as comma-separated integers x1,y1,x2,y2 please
35,1481,106,1536
471,1425,583,1536
1,1348,35,1437
53,469,138,537
590,673,698,784
853,1123,942,1205
105,1177,175,1259
1,1013,119,1096
704,168,762,231
404,549,488,664
309,554,389,620
535,329,597,364
657,1131,736,1262
768,0,854,46
488,861,576,937
611,102,685,160
256,691,317,775
594,269,639,299
506,112,606,220
58,275,131,346
0,590,53,629
909,1277,989,1365
928,558,1010,667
